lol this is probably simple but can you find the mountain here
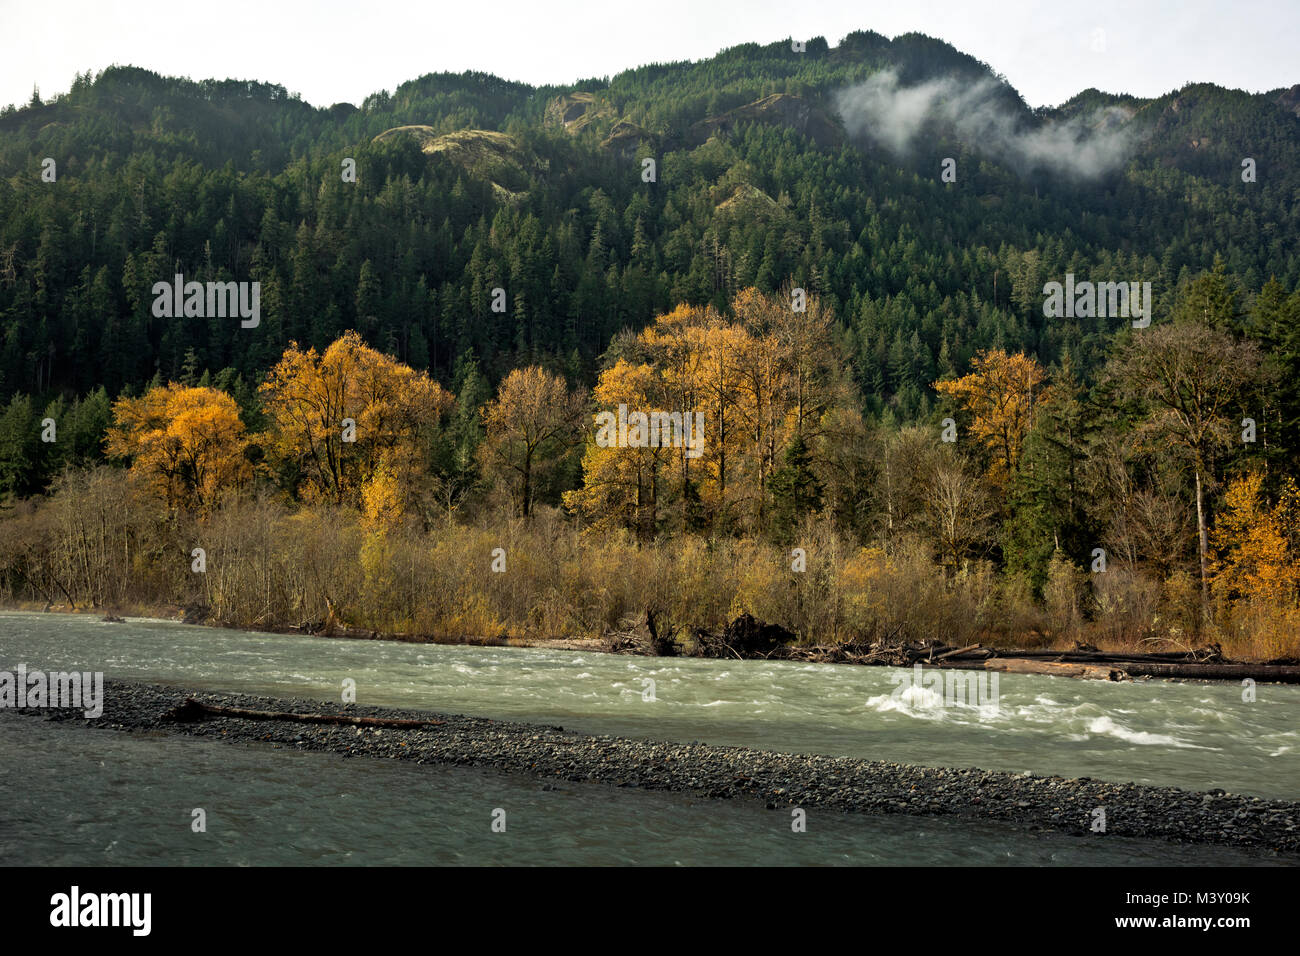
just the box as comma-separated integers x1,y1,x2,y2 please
0,31,1296,415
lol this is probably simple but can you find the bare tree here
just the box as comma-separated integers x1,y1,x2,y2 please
1105,322,1264,609
923,451,995,572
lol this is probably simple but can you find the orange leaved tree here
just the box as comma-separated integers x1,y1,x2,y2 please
933,349,1049,487
106,384,252,511
1211,470,1298,609
259,331,452,508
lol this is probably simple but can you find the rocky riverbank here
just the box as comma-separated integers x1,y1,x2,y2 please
8,678,1298,856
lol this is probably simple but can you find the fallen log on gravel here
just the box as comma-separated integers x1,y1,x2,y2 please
165,698,444,728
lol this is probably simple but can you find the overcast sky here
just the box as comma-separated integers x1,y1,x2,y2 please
2,0,1295,111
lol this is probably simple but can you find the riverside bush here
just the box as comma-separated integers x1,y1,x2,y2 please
1,466,1297,658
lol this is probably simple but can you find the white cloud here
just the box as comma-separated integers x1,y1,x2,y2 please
833,69,1137,178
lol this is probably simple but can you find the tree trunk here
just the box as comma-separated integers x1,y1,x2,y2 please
1195,466,1209,615
521,447,532,517
168,698,444,728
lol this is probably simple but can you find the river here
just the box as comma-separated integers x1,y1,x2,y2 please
1,611,1296,865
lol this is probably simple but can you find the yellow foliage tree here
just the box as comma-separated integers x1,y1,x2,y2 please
1211,470,1298,608
106,384,252,511
733,284,843,527
478,366,586,517
361,464,405,534
259,331,452,508
564,358,670,536
933,349,1049,486
569,289,850,536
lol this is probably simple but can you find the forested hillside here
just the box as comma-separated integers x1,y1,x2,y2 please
1,30,1298,657
2,32,1297,406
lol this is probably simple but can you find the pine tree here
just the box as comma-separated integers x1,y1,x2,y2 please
769,433,823,542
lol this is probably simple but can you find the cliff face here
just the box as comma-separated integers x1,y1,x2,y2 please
600,120,654,158
687,93,842,149
372,126,532,200
544,91,616,133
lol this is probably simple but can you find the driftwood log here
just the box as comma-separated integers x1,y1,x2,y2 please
684,615,1300,682
1109,661,1300,682
984,659,1125,681
166,698,443,728
931,643,1300,682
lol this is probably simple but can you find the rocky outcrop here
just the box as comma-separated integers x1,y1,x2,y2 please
545,91,616,133
372,127,532,200
600,120,655,158
687,93,842,149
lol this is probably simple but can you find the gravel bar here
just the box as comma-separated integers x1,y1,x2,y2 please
9,678,1299,855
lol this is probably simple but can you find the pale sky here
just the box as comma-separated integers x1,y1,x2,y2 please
1,0,1296,111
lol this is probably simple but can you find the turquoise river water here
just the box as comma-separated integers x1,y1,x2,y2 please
1,611,1296,865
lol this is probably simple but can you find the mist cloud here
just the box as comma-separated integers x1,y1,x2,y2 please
832,70,1134,178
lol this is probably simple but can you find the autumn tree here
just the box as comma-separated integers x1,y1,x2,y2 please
689,321,754,530
933,349,1050,487
570,290,854,536
479,366,586,517
733,285,843,527
259,331,452,508
361,463,405,533
564,358,671,537
767,282,841,441
638,303,713,528
1211,469,1298,609
106,384,252,511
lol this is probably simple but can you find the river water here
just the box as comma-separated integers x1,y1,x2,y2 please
1,611,1296,865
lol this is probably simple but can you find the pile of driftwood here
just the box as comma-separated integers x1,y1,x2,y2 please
692,614,799,659
608,610,1300,682
604,608,680,657
930,643,1300,682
